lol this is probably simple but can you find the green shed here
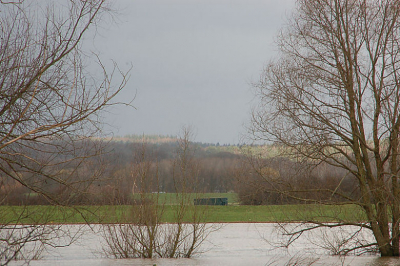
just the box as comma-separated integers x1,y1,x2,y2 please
193,197,228,206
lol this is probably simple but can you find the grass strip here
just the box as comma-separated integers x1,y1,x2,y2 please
0,204,367,224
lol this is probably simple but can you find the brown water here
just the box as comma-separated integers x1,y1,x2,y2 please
9,223,400,266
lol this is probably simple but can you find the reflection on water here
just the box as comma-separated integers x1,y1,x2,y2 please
8,223,400,266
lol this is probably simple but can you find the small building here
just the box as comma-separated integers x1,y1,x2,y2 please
193,197,228,206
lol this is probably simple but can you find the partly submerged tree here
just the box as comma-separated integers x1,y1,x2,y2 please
252,0,400,257
101,128,213,259
0,0,129,263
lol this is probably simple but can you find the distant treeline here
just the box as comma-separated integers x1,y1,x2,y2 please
117,134,178,143
235,156,359,205
0,138,242,205
113,134,252,148
1,137,359,206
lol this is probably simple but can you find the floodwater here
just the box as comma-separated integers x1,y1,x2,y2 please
8,223,400,266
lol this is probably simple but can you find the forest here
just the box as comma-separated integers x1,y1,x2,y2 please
1,135,358,206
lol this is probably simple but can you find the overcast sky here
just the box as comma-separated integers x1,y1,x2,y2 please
89,0,296,144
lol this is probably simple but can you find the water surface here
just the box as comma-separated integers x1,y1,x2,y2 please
9,223,400,266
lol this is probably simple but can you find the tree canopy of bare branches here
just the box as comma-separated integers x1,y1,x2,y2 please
252,0,400,257
101,128,214,259
0,0,129,263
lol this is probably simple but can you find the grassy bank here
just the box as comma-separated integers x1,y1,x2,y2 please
0,204,367,224
0,192,368,224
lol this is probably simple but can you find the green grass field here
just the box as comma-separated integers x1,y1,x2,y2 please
0,203,367,224
0,192,369,224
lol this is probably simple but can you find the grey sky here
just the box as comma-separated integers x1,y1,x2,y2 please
91,0,295,144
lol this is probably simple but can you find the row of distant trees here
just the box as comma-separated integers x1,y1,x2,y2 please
235,155,359,205
1,135,362,207
0,139,241,205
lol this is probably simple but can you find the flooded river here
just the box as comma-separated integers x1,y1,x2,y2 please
8,223,400,266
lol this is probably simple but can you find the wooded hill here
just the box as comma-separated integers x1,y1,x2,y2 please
1,135,358,206
1,135,243,205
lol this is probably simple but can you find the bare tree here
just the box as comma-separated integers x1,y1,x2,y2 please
101,128,214,259
100,140,163,259
0,0,129,263
167,127,211,258
251,0,400,257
